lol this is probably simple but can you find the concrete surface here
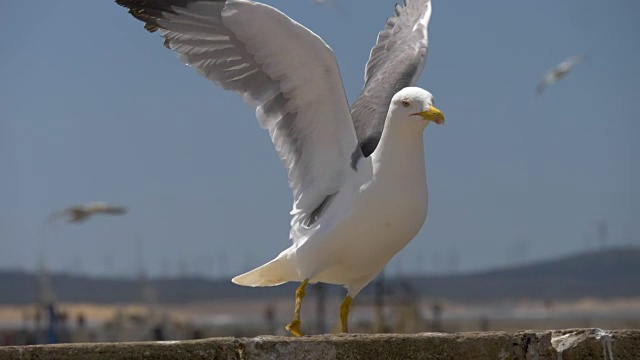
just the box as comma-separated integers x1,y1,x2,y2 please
0,328,638,359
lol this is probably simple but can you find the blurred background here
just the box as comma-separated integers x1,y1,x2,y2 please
1,0,638,345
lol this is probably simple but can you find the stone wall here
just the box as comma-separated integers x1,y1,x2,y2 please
0,328,638,359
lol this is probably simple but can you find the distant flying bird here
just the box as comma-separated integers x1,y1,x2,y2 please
536,55,588,95
115,0,441,336
49,202,127,224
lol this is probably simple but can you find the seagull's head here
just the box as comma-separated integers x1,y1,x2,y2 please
389,87,444,131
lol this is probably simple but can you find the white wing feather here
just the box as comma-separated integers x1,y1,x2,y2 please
117,0,360,242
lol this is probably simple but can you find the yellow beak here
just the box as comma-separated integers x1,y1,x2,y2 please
413,106,445,125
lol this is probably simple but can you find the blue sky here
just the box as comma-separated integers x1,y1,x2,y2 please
1,0,638,279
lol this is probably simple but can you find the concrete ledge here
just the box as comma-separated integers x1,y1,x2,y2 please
1,329,638,360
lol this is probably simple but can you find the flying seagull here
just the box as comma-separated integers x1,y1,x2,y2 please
115,0,442,335
536,55,588,95
50,202,127,223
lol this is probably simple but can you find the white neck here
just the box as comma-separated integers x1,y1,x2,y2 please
371,114,427,184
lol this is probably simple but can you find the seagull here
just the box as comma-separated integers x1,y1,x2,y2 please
49,202,127,223
115,0,442,335
536,55,588,95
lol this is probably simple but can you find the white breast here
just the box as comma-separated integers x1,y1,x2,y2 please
296,127,429,295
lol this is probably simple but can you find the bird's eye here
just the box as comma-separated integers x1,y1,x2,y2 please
401,100,410,108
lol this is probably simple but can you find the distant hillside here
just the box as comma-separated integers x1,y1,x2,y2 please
1,247,638,305
403,246,640,303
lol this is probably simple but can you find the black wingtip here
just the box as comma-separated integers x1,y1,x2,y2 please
114,0,142,9
115,0,161,33
144,22,160,32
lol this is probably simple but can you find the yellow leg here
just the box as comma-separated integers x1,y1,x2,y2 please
340,295,353,333
285,279,309,336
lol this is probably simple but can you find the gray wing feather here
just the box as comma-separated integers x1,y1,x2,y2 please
351,0,432,157
116,0,359,240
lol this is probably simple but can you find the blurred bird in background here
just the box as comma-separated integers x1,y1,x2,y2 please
49,202,128,224
535,55,588,95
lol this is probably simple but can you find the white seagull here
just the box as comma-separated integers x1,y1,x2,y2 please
536,55,588,95
49,202,128,224
115,0,443,335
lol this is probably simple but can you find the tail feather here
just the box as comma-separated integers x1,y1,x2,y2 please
231,256,294,287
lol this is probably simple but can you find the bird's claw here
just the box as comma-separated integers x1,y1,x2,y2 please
285,320,303,337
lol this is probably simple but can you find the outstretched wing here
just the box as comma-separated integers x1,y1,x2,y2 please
116,0,360,241
351,0,432,157
99,206,128,215
49,207,89,223
561,55,588,69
